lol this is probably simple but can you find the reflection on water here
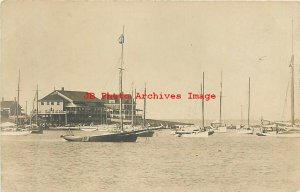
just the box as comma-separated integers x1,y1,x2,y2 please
1,130,300,192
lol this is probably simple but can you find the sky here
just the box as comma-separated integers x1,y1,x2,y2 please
1,1,299,121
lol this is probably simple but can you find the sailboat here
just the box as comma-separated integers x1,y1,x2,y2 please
237,77,254,134
30,84,44,134
1,70,32,136
63,26,138,142
257,19,300,137
211,71,227,133
135,84,162,137
176,72,214,138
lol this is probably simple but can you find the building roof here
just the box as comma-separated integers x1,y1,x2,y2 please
39,89,103,104
0,101,21,109
57,90,102,103
39,94,64,102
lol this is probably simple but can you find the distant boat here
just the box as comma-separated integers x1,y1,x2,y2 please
80,127,98,132
179,130,209,138
63,26,138,142
30,84,43,134
211,71,227,133
176,72,213,138
176,125,214,138
134,84,162,137
1,71,31,136
210,121,227,133
257,20,300,137
236,77,254,134
0,122,32,136
257,129,300,137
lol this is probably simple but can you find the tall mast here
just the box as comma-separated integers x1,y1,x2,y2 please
16,69,20,126
131,83,134,127
290,18,295,126
119,25,125,131
219,70,223,124
241,105,243,125
36,84,39,125
248,77,251,128
202,72,205,128
143,83,147,127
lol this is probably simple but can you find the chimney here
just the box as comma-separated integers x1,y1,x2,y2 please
2,97,4,102
61,87,64,91
14,97,16,101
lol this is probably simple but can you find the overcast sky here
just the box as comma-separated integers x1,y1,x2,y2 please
1,1,299,121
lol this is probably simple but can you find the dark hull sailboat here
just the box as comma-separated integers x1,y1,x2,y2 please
63,132,138,142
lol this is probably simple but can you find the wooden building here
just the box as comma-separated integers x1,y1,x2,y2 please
103,94,142,124
38,88,107,126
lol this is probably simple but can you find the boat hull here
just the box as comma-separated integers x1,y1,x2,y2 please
31,128,43,134
137,130,155,137
178,131,209,138
80,128,98,132
213,126,227,133
256,132,300,137
236,129,253,134
63,132,138,142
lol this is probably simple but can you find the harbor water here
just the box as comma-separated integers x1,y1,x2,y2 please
1,130,300,192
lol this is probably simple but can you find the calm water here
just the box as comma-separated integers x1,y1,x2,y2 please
1,130,300,192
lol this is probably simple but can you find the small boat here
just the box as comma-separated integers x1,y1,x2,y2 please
210,121,227,133
135,84,156,138
1,122,32,136
236,77,254,135
256,131,300,138
27,85,44,134
258,22,299,138
176,72,214,138
80,127,98,132
0,72,31,136
212,71,227,133
237,128,254,134
31,129,43,134
177,130,210,138
257,123,300,137
26,124,43,134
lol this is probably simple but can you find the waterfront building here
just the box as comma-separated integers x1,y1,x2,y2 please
38,88,107,126
103,94,142,124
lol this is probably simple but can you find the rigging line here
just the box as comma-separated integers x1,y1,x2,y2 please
281,79,290,121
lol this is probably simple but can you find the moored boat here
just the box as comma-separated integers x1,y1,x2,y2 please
176,72,214,138
1,129,32,136
236,77,254,135
178,130,209,138
63,131,138,142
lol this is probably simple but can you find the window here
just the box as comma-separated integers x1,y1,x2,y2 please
41,102,44,105
51,102,54,105
57,101,60,105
